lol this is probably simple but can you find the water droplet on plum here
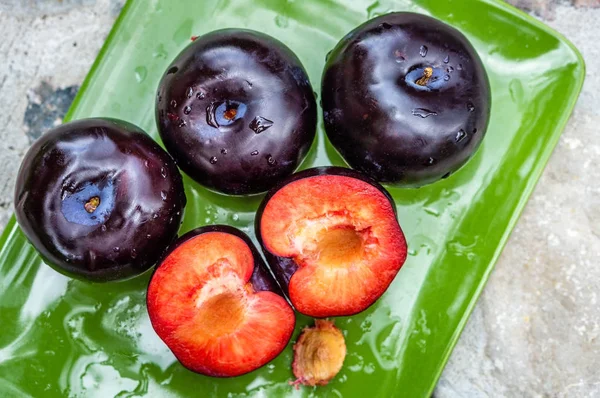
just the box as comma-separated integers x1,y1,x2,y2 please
443,55,449,63
209,156,217,164
183,106,192,115
101,225,107,232
160,191,168,201
444,74,450,81
251,150,259,156
196,91,205,100
446,66,454,73
131,249,138,258
170,100,177,108
380,22,392,29
266,155,276,166
160,167,167,178
249,116,274,134
221,148,228,154
467,102,475,112
113,247,120,253
178,120,186,128
186,87,193,98
412,108,437,118
167,66,178,74
457,63,463,70
455,129,467,142
419,45,428,57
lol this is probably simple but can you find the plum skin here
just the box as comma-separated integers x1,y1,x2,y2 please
156,28,317,195
322,12,491,187
14,118,186,282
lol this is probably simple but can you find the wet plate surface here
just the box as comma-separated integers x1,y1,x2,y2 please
0,0,583,397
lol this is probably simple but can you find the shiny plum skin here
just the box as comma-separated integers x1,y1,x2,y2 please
156,29,317,195
14,118,186,282
322,12,491,187
255,166,397,299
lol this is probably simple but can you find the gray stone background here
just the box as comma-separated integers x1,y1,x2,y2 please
0,0,598,397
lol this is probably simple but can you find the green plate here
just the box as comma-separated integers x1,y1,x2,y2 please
0,0,584,396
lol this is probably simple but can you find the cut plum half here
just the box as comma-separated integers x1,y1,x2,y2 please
257,167,407,317
147,225,295,377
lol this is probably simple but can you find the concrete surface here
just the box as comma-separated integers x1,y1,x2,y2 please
0,0,598,397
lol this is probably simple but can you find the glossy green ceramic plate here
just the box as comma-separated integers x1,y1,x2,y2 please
0,0,584,396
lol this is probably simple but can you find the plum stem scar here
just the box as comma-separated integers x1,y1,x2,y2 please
84,196,100,213
415,67,433,86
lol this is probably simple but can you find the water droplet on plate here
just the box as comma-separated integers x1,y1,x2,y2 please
274,15,289,28
412,108,437,118
183,105,192,115
419,45,428,57
251,150,259,156
443,55,449,63
249,116,274,134
455,129,467,143
209,156,217,164
186,87,193,98
232,214,239,221
134,66,147,83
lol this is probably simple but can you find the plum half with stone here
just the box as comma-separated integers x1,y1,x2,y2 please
147,225,296,377
156,29,317,195
256,167,407,318
14,118,186,282
322,12,491,187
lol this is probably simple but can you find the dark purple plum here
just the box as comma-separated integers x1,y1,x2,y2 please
14,118,186,282
322,12,491,187
256,167,407,317
156,29,317,195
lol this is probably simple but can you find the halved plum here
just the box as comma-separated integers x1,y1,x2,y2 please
147,225,295,377
256,167,407,318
